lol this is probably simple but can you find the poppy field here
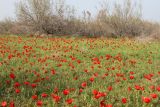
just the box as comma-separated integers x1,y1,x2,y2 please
0,36,160,107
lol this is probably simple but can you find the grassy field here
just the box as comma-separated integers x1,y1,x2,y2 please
0,36,160,107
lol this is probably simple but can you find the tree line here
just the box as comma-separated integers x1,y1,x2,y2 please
0,0,160,38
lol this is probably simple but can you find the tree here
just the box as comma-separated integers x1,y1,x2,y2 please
16,0,52,33
110,0,143,36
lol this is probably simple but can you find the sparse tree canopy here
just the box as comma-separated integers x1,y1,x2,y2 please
0,0,159,38
16,0,76,34
16,0,54,33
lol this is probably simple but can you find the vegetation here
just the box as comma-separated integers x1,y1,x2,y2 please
0,36,160,107
0,0,160,106
0,0,159,39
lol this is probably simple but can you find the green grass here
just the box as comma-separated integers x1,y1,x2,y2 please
0,36,159,107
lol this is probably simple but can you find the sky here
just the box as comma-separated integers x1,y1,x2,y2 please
0,0,160,22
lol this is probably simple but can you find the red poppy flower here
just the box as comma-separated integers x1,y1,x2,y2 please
36,100,43,106
94,73,98,77
41,93,47,98
144,75,152,80
94,93,101,99
1,101,7,107
92,90,98,95
128,87,132,91
51,69,56,75
24,81,30,85
135,85,141,90
15,89,21,93
9,101,15,107
149,86,155,90
79,89,83,93
89,77,94,82
9,73,15,79
0,62,2,66
32,95,38,100
122,98,127,104
142,97,151,103
156,86,160,91
84,69,88,73
141,86,145,91
129,75,134,80
107,86,112,91
63,89,70,95
31,84,37,88
81,82,87,88
66,98,73,104
77,60,81,64
106,54,112,60
52,95,61,103
100,100,105,107
14,82,21,88
150,94,157,99
130,71,134,75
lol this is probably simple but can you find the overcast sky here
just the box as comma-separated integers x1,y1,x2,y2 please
0,0,160,22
